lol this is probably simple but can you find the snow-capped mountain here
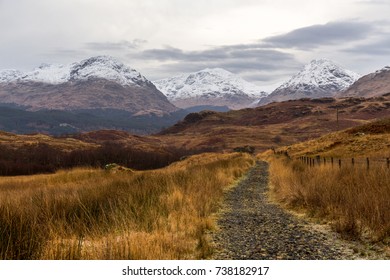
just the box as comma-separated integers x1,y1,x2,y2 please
1,56,149,87
338,66,390,98
154,68,268,110
258,59,361,105
0,56,177,115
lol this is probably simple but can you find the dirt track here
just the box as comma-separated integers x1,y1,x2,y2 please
211,161,365,260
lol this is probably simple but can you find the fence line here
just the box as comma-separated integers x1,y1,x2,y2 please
296,155,390,169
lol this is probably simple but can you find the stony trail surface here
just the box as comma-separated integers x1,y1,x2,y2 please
210,161,365,260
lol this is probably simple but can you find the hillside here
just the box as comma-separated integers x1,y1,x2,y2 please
273,118,390,158
339,66,390,98
158,94,390,152
0,106,187,135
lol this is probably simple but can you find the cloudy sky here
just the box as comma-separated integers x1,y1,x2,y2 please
0,0,389,90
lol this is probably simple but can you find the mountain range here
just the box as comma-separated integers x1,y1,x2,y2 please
0,56,188,134
153,68,268,110
0,56,388,135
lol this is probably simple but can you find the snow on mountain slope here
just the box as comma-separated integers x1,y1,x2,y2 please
69,56,148,86
0,69,23,83
154,68,268,109
0,56,177,115
0,56,148,86
258,59,361,105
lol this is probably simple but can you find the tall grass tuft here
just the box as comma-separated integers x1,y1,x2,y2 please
0,152,255,259
268,156,390,241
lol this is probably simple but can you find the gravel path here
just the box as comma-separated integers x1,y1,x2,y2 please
211,161,360,260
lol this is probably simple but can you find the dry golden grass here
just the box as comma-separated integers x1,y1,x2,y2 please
267,156,390,241
260,119,390,242
277,131,390,158
275,119,390,158
0,152,255,259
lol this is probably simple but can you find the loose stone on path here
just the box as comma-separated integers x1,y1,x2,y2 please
211,161,358,260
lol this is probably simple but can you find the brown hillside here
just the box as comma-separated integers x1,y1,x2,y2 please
157,95,390,152
339,67,390,98
0,131,96,151
272,118,390,158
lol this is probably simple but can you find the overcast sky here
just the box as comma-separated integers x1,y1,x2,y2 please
1,0,389,91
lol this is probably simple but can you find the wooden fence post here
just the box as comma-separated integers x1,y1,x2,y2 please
338,159,341,168
316,155,320,165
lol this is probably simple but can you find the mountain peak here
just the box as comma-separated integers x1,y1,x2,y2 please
257,59,360,105
69,56,147,86
0,56,177,115
154,68,268,110
200,67,233,75
276,59,360,92
0,56,148,86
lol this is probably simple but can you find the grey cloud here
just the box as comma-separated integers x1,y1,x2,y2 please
343,36,390,55
85,40,146,51
138,43,300,83
142,47,188,61
263,21,374,50
141,47,229,61
141,45,296,63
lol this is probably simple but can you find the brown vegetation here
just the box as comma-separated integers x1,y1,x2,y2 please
267,156,390,241
157,95,390,152
0,138,217,176
274,118,390,158
262,119,390,242
0,152,255,259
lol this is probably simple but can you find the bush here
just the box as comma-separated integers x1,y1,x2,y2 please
233,146,255,154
